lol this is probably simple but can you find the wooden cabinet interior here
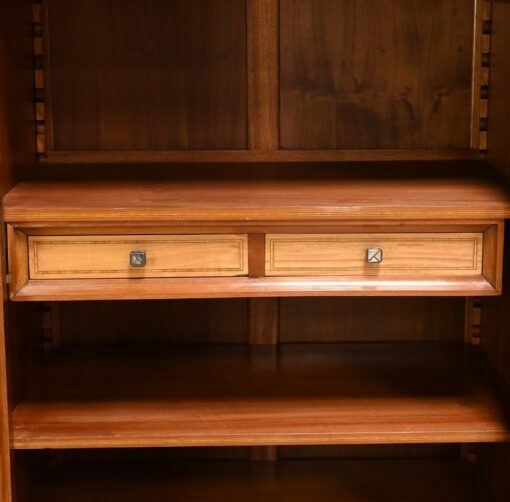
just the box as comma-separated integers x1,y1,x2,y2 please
2,0,510,501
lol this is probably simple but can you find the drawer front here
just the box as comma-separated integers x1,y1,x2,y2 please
29,235,248,279
266,233,483,276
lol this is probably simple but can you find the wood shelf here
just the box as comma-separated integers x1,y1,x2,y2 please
4,162,510,224
33,458,494,502
12,343,510,449
10,276,500,302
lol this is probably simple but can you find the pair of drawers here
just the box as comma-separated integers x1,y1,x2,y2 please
28,232,483,280
7,224,501,299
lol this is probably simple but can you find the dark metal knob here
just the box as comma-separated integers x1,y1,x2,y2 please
130,250,147,268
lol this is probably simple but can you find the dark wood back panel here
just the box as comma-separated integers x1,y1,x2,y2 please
45,0,247,151
58,300,249,345
280,298,465,342
57,297,464,345
280,0,475,150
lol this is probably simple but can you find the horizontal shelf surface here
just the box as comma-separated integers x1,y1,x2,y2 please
12,275,499,301
4,162,510,223
12,343,510,449
35,459,493,502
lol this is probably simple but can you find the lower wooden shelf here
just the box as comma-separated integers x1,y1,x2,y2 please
33,458,493,502
11,275,500,301
12,343,510,449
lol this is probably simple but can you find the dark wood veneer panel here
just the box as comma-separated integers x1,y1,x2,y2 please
58,300,248,345
33,459,494,502
280,298,465,342
280,0,475,150
46,0,247,151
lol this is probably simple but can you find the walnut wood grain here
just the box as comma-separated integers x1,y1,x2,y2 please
266,233,483,277
32,459,494,502
58,300,248,345
4,163,510,223
280,0,475,150
56,296,464,347
248,234,265,277
248,298,279,344
280,298,465,343
28,234,249,279
45,0,247,151
247,0,279,151
11,343,510,449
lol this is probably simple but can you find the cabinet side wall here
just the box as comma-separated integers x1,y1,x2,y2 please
0,1,38,501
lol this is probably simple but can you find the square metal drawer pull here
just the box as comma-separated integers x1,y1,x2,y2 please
129,250,147,268
366,247,383,264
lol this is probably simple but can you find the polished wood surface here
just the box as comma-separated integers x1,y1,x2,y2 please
28,234,248,279
5,163,510,223
9,275,501,301
3,0,510,499
280,0,475,150
266,233,483,276
6,226,28,315
11,343,510,449
45,0,247,151
6,219,504,301
482,224,504,290
33,459,494,502
8,225,500,299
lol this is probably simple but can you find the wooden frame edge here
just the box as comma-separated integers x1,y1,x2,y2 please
38,149,482,164
482,221,505,292
0,313,12,502
10,275,499,302
7,225,29,300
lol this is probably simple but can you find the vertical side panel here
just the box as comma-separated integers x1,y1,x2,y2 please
487,1,510,175
0,0,37,499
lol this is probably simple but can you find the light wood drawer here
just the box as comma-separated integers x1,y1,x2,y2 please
28,235,248,279
266,233,484,276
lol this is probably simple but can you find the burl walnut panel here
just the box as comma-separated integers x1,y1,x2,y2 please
280,0,475,149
